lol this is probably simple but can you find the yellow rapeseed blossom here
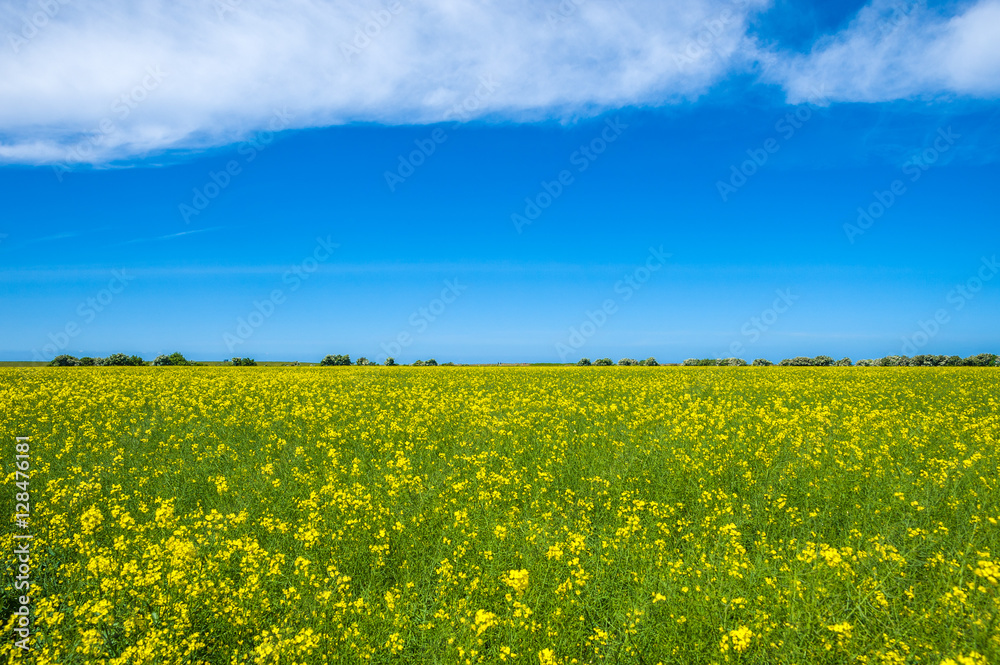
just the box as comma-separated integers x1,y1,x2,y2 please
503,569,530,596
722,626,753,653
0,365,997,664
538,648,559,665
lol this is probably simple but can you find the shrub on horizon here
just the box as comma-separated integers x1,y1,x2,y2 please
153,352,190,366
962,353,998,366
779,357,814,366
101,353,145,366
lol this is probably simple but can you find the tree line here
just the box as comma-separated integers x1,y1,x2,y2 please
49,353,258,367
48,351,1000,368
680,353,1000,367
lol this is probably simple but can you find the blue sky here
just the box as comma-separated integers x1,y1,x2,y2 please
1,0,998,363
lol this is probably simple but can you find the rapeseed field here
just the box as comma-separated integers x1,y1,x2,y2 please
1,367,998,664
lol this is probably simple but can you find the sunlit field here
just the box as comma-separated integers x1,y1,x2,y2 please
2,367,998,664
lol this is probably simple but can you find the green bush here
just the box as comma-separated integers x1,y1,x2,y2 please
962,353,998,366
154,352,190,366
102,353,145,366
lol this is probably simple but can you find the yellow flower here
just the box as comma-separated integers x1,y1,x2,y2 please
503,569,530,596
941,653,989,665
474,609,498,636
154,501,175,528
827,622,853,639
80,506,103,535
538,648,558,665
721,626,753,654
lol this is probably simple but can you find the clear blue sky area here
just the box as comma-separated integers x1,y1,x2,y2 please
1,0,998,363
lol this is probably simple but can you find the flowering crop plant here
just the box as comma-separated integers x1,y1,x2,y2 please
1,366,999,664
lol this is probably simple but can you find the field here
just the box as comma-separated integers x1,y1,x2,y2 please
1,367,998,664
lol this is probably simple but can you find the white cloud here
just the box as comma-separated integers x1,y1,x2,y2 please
0,0,764,164
1,0,998,165
769,0,1000,103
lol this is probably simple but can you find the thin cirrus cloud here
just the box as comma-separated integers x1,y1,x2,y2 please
0,0,998,166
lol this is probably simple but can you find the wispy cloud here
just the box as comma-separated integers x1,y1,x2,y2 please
8,227,114,248
0,0,997,166
766,0,1000,103
115,226,226,246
